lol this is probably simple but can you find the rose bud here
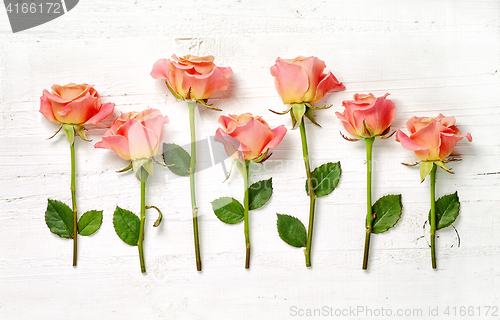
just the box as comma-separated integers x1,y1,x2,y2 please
95,109,169,179
40,83,115,142
336,93,396,139
214,113,287,163
396,114,472,163
150,54,232,108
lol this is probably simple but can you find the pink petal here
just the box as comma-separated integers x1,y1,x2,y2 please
229,118,274,160
410,120,455,160
43,89,69,104
39,95,58,123
183,67,230,100
95,134,132,160
57,93,99,124
396,129,430,160
121,120,160,160
335,111,358,137
438,131,472,160
214,128,250,160
351,94,395,136
293,57,326,102
270,58,309,104
220,66,233,79
150,58,172,79
311,71,345,103
84,102,115,125
53,84,90,101
261,125,287,153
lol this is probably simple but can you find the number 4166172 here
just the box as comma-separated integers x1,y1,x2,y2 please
5,2,62,14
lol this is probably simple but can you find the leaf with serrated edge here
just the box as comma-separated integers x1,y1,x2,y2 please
248,178,273,210
371,194,403,234
306,162,341,197
428,192,460,230
45,199,74,239
78,210,103,236
212,197,244,224
276,214,307,248
163,143,191,177
113,207,140,246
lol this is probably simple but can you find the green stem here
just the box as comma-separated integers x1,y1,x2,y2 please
187,100,202,271
70,141,77,267
362,137,375,270
300,119,317,268
429,163,437,269
138,168,147,273
242,161,251,269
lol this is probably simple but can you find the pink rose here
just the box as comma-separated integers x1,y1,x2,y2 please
396,114,472,161
270,56,345,105
95,109,169,161
214,113,287,162
40,83,114,125
150,54,233,100
336,93,396,138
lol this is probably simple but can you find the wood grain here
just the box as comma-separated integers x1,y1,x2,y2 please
0,0,499,319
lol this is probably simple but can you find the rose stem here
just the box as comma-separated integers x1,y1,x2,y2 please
429,163,437,269
242,160,251,269
70,139,78,267
300,119,317,268
362,137,375,270
187,100,202,271
137,168,147,273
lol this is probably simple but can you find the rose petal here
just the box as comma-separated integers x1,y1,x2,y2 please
229,118,274,160
215,128,250,160
39,95,58,123
150,58,172,79
396,129,430,160
183,67,230,100
311,71,345,103
335,111,358,137
261,125,287,154
95,134,132,160
270,58,309,104
438,131,472,160
56,93,99,125
84,102,115,125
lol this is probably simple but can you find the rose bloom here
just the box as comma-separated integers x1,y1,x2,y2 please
336,93,396,138
40,83,114,125
95,109,169,161
150,54,233,100
270,56,345,105
215,113,287,162
396,114,472,161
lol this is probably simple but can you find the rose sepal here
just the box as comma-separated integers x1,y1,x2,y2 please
132,158,154,182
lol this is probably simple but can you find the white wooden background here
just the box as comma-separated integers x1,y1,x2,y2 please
0,0,499,319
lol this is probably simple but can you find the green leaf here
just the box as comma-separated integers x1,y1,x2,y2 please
45,199,74,239
163,143,191,177
306,162,342,197
212,197,244,224
113,207,140,246
276,214,307,248
371,194,403,234
248,178,273,210
429,192,460,230
77,210,103,236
